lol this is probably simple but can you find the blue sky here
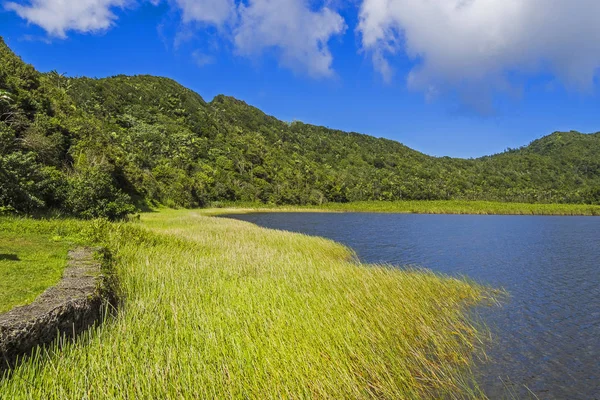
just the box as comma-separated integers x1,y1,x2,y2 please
2,0,600,158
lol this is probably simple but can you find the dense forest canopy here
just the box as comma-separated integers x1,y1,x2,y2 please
1,37,599,219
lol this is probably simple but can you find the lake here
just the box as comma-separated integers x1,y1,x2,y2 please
224,213,600,399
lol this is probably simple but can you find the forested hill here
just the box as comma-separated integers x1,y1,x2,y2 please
1,37,599,219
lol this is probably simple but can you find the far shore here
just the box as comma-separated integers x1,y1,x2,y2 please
199,200,600,216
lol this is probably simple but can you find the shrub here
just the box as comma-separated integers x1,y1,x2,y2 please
65,166,136,220
0,151,46,212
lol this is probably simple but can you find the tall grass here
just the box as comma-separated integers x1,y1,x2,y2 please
0,210,494,398
213,200,600,216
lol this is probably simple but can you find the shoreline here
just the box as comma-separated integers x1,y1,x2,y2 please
203,200,600,216
1,210,495,398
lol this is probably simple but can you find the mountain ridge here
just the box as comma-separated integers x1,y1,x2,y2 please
1,37,599,219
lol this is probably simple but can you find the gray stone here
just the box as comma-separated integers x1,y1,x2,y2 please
0,247,116,373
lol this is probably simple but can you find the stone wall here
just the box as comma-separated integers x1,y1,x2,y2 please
0,247,116,373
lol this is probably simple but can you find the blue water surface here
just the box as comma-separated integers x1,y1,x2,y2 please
224,213,600,399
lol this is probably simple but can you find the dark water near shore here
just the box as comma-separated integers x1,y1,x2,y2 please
224,213,600,399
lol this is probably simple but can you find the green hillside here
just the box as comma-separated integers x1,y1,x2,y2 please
1,37,599,219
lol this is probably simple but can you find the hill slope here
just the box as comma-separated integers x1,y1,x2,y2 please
1,37,599,218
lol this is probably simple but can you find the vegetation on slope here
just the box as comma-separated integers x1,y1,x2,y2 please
2,36,600,219
0,210,492,398
0,38,134,219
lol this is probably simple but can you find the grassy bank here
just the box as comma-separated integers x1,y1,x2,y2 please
0,219,86,314
1,210,493,398
213,200,600,216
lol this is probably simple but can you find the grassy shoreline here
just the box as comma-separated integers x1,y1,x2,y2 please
210,200,600,216
1,210,495,398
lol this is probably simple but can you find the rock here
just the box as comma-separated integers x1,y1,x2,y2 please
0,247,116,373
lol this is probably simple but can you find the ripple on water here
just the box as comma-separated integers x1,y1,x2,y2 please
226,213,600,400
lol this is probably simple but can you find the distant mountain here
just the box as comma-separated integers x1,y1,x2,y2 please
1,37,599,219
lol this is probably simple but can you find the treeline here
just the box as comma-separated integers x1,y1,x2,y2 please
1,37,599,219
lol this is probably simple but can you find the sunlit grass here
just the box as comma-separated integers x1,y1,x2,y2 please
1,210,495,398
0,218,85,313
214,200,600,216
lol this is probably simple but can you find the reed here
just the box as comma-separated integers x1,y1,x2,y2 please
1,210,494,398
212,200,600,216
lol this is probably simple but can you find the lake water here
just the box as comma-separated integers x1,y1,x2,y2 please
224,213,600,399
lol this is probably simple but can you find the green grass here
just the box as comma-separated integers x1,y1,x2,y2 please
212,200,600,216
0,218,87,314
0,210,495,398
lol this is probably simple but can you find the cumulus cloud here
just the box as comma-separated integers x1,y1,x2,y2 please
5,0,129,38
172,0,235,25
6,0,346,77
234,0,346,77
358,0,600,99
172,0,346,77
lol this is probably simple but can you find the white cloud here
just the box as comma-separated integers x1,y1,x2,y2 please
8,0,600,89
172,0,347,77
172,0,235,25
358,0,600,98
5,0,129,38
5,0,346,77
233,0,346,77
191,49,215,66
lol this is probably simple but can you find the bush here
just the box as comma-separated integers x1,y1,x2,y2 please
0,151,46,212
65,166,136,220
585,187,600,205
